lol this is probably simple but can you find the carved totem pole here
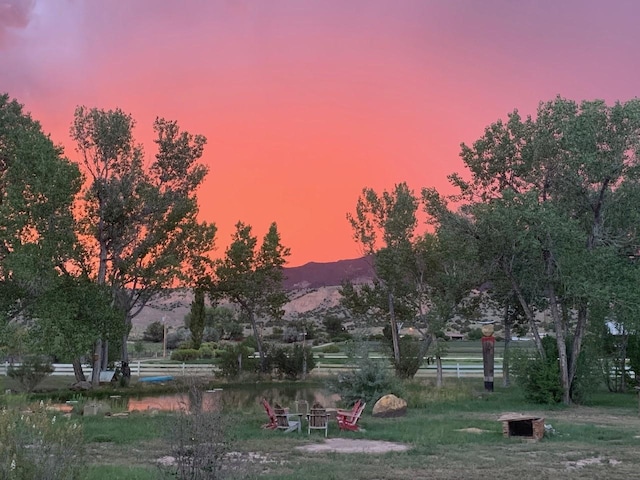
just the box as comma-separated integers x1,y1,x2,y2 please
481,323,495,392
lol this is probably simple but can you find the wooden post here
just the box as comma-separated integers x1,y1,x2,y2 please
481,324,495,392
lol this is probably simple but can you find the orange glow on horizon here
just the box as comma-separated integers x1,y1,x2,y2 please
3,1,639,266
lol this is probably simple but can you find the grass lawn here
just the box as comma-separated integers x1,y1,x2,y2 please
2,371,639,479
68,379,640,479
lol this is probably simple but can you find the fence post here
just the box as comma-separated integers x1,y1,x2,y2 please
136,361,141,375
457,363,460,378
182,363,185,374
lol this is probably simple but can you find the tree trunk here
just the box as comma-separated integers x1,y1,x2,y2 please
568,304,588,396
248,309,265,372
388,292,400,364
72,357,86,383
548,282,571,405
502,305,511,388
436,355,443,388
506,268,544,358
91,339,102,386
100,340,109,371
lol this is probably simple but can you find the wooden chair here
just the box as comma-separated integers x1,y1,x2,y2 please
337,399,366,432
295,399,309,417
307,402,329,437
261,398,278,430
274,404,302,433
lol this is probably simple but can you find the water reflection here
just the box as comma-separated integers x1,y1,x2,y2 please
82,385,339,413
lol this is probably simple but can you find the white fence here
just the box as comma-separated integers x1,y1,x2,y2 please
0,358,501,379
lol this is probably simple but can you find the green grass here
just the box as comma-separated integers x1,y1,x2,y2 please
5,376,640,479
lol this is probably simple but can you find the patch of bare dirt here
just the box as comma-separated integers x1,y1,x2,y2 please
295,438,410,453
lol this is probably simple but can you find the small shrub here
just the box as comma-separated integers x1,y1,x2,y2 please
171,349,200,362
198,344,216,359
159,382,232,479
511,336,563,404
8,356,54,392
0,402,84,479
467,328,483,341
321,344,341,354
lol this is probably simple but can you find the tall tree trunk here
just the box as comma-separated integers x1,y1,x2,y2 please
100,340,109,371
91,339,102,387
507,272,545,358
435,355,443,388
121,334,129,363
568,304,588,395
547,281,571,405
72,357,86,383
91,226,109,385
388,292,400,364
248,309,265,372
502,305,511,388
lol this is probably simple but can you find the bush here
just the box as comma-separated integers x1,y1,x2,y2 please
198,344,216,359
160,382,232,479
320,344,341,354
271,344,315,380
511,336,563,404
8,356,54,392
0,402,84,479
171,349,200,362
143,321,164,342
390,337,426,379
326,356,401,407
218,344,257,378
467,328,483,341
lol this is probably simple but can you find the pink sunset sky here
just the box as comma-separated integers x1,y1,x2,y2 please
1,0,639,266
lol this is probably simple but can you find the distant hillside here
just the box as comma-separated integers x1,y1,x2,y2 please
130,256,374,336
283,256,374,290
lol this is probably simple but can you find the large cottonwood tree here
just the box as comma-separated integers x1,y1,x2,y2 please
0,94,81,317
71,107,216,385
449,97,640,404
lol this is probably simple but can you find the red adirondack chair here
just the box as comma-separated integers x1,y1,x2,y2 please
336,399,366,432
261,398,278,430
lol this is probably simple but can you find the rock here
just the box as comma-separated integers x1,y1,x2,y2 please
372,394,407,418
83,401,111,416
70,381,92,391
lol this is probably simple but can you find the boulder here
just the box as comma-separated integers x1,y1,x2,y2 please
372,394,407,418
70,381,92,391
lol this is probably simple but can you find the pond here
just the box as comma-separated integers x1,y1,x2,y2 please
62,384,340,414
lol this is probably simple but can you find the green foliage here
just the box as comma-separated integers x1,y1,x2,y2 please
511,337,562,404
323,315,347,340
270,344,315,380
0,402,84,479
218,344,257,378
198,343,216,359
8,356,54,392
0,95,81,319
170,349,200,362
211,222,290,372
320,344,341,353
70,105,216,375
327,355,401,407
467,328,483,341
390,336,427,379
189,288,206,350
143,321,164,343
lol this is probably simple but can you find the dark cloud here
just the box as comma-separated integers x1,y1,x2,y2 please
0,0,36,46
